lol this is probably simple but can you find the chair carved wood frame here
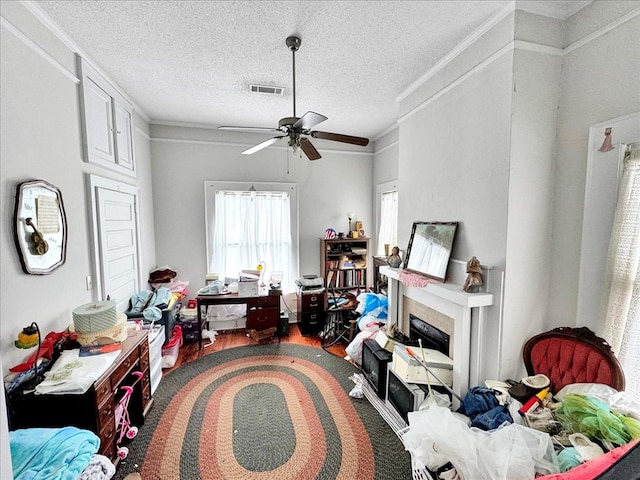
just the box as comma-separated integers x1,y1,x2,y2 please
523,326,625,393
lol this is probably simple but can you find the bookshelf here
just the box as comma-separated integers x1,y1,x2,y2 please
320,237,371,292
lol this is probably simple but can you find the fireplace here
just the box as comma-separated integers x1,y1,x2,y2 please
381,265,494,401
409,314,450,357
403,296,455,359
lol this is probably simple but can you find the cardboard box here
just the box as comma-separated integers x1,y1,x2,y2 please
391,345,453,386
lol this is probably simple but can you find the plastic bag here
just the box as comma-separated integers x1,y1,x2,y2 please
403,404,558,479
348,373,365,399
419,390,452,410
344,328,378,365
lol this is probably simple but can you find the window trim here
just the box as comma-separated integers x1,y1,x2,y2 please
375,180,398,256
204,181,299,285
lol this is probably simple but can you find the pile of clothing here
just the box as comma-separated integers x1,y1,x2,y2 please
147,265,190,298
403,380,640,480
128,286,175,322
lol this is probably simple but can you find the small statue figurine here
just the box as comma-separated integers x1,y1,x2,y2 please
463,256,483,293
387,246,402,268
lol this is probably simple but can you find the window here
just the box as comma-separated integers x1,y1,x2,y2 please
376,182,398,256
205,182,298,293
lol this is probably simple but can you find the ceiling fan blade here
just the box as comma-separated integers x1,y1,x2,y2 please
299,138,322,160
219,126,282,134
311,131,370,146
294,111,328,130
242,136,285,155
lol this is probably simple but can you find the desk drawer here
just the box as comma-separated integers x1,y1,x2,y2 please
96,396,114,433
98,419,116,459
247,309,279,330
113,349,139,387
95,378,112,408
248,296,280,309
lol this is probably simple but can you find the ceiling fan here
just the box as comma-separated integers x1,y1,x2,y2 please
218,36,369,161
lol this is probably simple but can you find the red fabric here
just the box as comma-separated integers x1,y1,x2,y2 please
9,330,77,372
537,440,638,479
529,338,616,392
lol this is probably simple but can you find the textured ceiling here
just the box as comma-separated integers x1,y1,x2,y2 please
34,0,590,140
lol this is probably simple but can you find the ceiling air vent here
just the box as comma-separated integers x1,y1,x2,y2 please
249,84,284,95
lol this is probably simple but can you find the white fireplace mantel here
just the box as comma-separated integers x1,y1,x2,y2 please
380,266,494,401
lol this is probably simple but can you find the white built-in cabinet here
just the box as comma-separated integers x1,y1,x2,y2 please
79,57,136,176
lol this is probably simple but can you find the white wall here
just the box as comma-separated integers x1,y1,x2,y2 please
550,3,640,329
149,124,374,296
390,3,639,382
0,2,156,470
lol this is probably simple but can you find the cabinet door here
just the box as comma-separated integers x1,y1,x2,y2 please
80,58,136,177
114,101,134,172
84,75,116,164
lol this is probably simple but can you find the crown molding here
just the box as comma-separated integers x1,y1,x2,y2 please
516,1,592,20
1,15,79,84
20,0,151,123
150,136,373,157
564,7,640,54
396,2,516,103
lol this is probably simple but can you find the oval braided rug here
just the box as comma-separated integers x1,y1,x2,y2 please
114,343,412,480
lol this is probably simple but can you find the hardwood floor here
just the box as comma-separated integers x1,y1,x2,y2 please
163,323,349,376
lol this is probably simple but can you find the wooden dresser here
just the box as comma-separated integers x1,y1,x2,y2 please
7,329,152,462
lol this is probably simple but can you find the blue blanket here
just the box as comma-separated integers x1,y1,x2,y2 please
10,427,100,480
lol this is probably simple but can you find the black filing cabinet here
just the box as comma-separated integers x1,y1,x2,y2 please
297,290,327,335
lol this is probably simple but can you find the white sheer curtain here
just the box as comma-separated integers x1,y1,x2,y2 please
601,144,640,397
210,190,293,292
377,190,398,255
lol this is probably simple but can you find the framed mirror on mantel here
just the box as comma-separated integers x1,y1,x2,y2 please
403,221,458,282
14,180,67,274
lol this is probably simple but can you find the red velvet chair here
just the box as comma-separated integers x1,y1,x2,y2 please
522,326,625,393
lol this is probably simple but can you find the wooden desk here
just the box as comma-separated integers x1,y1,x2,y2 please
7,329,152,462
196,293,281,349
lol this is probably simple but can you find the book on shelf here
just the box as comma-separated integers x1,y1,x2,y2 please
327,269,336,288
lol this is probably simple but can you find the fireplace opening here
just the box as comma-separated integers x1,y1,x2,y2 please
409,314,451,357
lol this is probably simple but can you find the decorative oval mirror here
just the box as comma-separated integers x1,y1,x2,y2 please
14,180,67,274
